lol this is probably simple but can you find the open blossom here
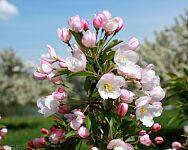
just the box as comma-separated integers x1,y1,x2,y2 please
41,45,59,63
117,103,128,117
107,139,133,150
148,86,165,102
47,71,62,84
0,146,12,150
78,126,90,138
68,15,85,32
66,44,86,72
37,95,59,117
57,28,71,43
53,87,68,100
27,138,46,149
0,128,7,136
117,63,142,80
82,30,96,48
141,64,160,91
64,109,85,130
172,142,182,149
96,73,125,100
96,10,111,27
49,128,65,144
135,96,163,127
139,134,152,146
120,89,135,103
104,18,119,35
114,17,124,32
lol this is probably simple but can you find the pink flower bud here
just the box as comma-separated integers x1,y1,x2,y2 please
139,130,147,136
57,59,68,68
68,15,84,32
151,123,161,132
82,19,89,31
33,137,46,148
78,126,90,138
117,103,128,117
114,17,124,32
53,87,68,100
58,105,69,115
120,89,135,103
104,18,119,35
139,134,152,146
41,128,49,135
96,10,111,27
93,16,102,29
0,128,7,136
57,28,71,43
90,147,99,150
128,37,139,50
33,71,47,80
172,141,182,149
154,137,164,144
82,30,96,48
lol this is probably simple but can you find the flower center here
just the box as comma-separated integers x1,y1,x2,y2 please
140,107,148,115
120,54,126,61
104,83,112,92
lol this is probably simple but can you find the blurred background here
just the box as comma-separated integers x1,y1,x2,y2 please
0,0,187,148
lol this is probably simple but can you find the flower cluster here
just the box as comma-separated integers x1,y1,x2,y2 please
31,10,170,149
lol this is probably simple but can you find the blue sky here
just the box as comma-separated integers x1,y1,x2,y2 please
0,0,188,62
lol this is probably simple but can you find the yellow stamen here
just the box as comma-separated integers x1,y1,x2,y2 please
140,107,148,114
104,83,112,92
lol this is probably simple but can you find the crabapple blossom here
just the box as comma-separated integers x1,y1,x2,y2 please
120,89,135,103
96,10,111,27
0,146,12,150
141,64,160,91
82,30,96,48
57,58,67,68
151,123,161,132
90,147,99,150
127,37,139,50
148,86,165,102
64,109,85,130
96,73,125,100
68,15,84,32
172,142,182,149
37,95,59,117
135,96,163,127
139,130,147,136
78,126,90,138
58,105,69,115
155,136,164,144
49,128,65,144
114,17,124,32
47,71,62,84
117,103,128,117
66,44,86,72
53,87,68,100
57,28,71,43
82,19,89,31
0,128,7,136
107,139,133,150
93,15,102,29
104,18,119,35
139,134,152,146
41,45,59,63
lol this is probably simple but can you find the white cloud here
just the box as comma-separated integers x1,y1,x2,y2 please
0,0,18,20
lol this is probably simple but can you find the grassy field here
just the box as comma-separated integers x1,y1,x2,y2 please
0,110,186,149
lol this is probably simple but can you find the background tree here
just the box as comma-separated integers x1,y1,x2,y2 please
140,9,188,81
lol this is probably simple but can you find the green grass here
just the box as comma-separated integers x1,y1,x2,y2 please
0,116,53,146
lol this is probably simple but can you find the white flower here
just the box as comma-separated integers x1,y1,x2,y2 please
37,95,59,117
141,64,160,91
96,73,125,100
64,109,85,130
41,45,58,63
114,49,139,66
135,97,163,127
66,44,86,72
117,62,142,80
148,86,165,102
107,139,133,150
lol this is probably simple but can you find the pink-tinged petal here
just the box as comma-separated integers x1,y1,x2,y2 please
34,71,47,80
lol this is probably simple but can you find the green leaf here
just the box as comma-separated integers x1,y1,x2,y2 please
85,115,91,130
182,133,188,138
183,67,188,77
65,131,76,139
69,71,96,78
167,114,179,126
75,140,90,150
57,68,71,76
70,30,84,48
125,136,136,142
102,51,115,62
86,63,94,72
103,39,123,53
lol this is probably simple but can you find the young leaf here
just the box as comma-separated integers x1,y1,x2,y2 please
103,39,123,53
85,115,91,130
70,30,84,48
57,68,71,76
69,71,96,78
65,131,76,139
